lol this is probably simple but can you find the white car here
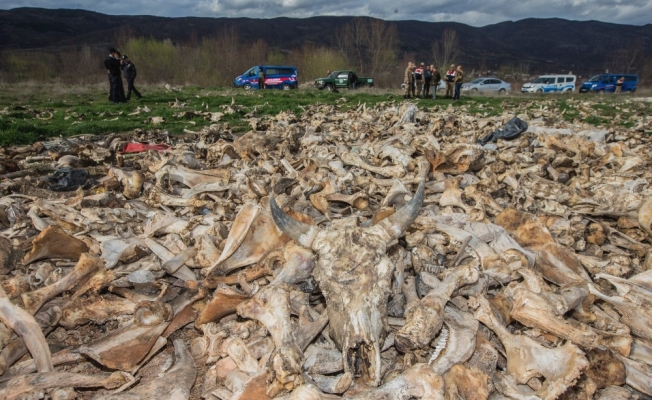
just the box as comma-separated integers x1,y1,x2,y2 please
521,75,576,93
462,78,511,93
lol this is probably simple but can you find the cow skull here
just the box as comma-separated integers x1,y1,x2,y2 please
270,179,424,386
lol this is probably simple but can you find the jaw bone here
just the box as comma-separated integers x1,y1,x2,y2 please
470,295,588,400
93,339,196,400
395,264,479,352
78,300,173,370
429,306,480,375
21,224,89,266
270,179,425,386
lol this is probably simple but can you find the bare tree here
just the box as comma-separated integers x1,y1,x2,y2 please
335,17,398,76
605,38,644,73
431,29,459,71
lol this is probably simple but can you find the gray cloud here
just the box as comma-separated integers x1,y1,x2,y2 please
2,0,651,25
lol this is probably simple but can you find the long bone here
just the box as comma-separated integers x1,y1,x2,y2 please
395,264,479,352
0,371,131,400
0,302,60,375
340,151,406,178
0,286,53,374
21,253,102,314
270,178,424,386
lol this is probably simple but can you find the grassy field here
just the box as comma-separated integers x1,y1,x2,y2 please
0,82,649,145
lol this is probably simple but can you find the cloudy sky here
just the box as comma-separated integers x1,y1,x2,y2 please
3,0,652,26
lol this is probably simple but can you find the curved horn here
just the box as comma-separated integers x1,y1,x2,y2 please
378,179,425,240
270,194,315,244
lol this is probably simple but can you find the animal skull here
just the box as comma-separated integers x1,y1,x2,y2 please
270,179,424,386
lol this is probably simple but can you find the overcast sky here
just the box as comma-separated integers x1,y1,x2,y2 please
3,0,652,26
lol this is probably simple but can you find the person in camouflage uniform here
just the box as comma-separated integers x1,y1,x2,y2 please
404,62,415,99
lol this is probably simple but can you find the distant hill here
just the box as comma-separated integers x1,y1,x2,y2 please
1,7,651,75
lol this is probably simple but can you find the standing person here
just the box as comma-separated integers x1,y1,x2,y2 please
414,63,424,97
403,62,415,99
120,55,142,100
348,71,358,89
445,64,456,99
104,48,124,104
258,66,266,90
615,76,624,93
431,65,441,99
423,65,432,98
453,64,464,101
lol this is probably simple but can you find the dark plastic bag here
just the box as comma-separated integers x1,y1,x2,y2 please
47,168,93,191
478,117,528,146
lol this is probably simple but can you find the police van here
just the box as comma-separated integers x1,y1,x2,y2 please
233,65,298,90
579,74,638,93
521,75,576,93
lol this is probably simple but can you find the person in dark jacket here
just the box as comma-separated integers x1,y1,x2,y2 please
348,71,358,89
423,65,432,98
121,55,142,100
104,48,125,103
431,65,441,99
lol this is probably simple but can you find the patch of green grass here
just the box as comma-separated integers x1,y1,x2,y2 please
1,84,648,145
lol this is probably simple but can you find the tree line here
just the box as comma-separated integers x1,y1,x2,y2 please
1,17,651,88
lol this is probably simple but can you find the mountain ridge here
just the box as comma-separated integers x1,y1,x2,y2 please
2,7,651,74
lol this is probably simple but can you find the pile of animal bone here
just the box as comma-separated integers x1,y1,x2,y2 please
0,98,652,400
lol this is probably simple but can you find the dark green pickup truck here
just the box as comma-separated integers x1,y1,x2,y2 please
314,70,373,91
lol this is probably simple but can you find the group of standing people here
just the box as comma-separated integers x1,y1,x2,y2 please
105,48,142,104
404,62,464,100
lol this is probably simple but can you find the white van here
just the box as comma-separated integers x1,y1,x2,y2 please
521,75,576,93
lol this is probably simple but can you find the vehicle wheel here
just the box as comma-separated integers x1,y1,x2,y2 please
282,83,291,91
536,89,543,93
498,88,506,94
472,88,478,92
243,84,252,90
598,89,605,95
563,88,572,93
324,84,334,92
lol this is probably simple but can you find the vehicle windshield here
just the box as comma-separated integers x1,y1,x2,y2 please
532,77,555,84
588,75,606,82
328,71,340,78
470,79,484,84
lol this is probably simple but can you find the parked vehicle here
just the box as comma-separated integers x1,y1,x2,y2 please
314,70,373,91
233,65,298,90
521,75,576,93
462,78,511,93
579,74,638,93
